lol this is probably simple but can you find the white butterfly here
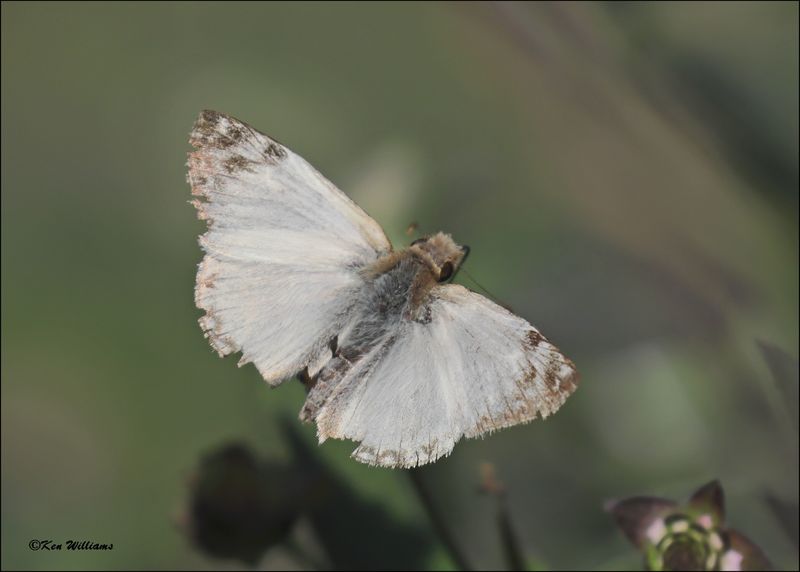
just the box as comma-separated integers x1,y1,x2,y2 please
188,110,578,468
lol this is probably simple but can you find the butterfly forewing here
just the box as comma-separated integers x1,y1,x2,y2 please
188,111,390,384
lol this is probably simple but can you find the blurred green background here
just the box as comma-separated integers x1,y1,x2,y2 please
2,1,797,570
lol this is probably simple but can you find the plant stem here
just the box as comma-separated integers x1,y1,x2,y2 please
496,495,527,571
407,468,474,571
479,462,533,571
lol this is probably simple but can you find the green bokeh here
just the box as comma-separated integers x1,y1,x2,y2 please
2,2,797,570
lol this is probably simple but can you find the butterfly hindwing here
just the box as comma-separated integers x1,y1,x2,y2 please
310,284,578,468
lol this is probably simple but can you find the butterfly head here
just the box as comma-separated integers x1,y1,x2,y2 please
410,232,470,283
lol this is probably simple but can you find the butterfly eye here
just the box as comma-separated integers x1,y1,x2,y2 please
438,261,454,282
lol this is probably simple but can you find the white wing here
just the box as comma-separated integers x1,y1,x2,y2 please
188,110,392,385
308,284,578,468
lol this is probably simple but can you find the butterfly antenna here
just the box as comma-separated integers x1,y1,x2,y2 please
460,268,514,313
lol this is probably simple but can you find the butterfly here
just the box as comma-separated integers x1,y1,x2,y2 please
188,110,578,468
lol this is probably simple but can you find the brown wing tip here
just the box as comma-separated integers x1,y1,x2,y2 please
199,109,223,122
189,109,248,151
190,110,221,143
559,360,580,394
